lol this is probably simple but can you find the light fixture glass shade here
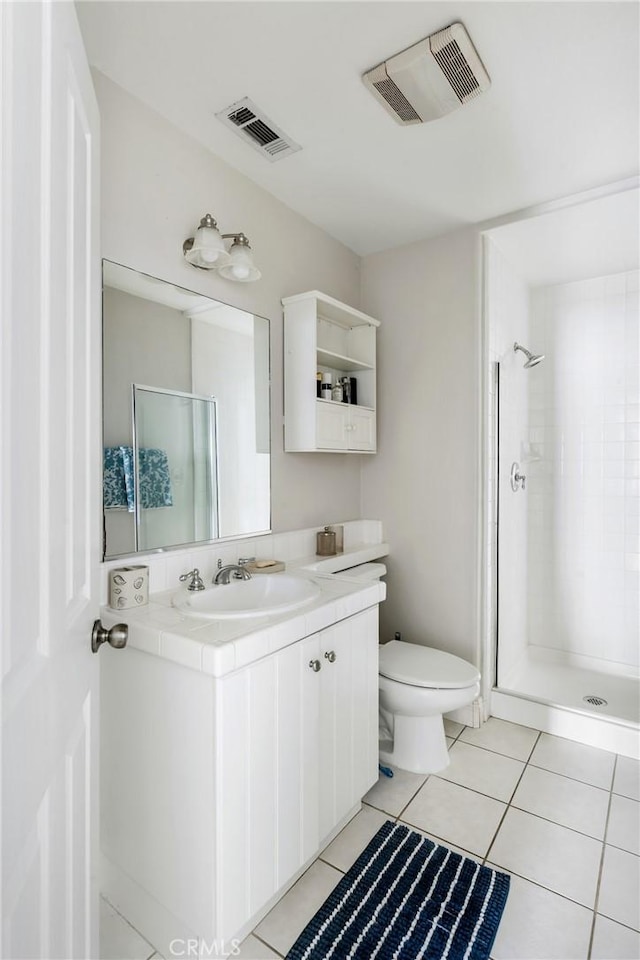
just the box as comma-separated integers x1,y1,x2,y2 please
184,216,230,268
218,239,261,282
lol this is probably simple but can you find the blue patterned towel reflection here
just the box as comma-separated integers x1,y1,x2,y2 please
104,446,173,512
103,447,128,509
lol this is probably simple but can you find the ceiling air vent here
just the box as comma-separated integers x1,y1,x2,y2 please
363,22,490,125
216,97,301,162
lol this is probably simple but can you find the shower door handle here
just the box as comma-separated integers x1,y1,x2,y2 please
510,462,526,492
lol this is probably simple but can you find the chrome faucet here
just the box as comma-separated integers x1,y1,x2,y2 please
179,568,205,591
213,562,252,585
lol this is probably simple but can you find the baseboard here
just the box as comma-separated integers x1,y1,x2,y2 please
101,853,202,960
446,697,484,728
101,802,364,959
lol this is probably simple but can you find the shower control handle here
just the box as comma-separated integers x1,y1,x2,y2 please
510,462,526,492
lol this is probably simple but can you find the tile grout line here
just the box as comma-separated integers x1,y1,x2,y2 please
246,728,633,958
481,860,607,915
251,931,285,958
317,854,346,873
101,894,157,958
507,802,611,844
482,730,541,867
457,736,540,765
527,759,617,793
250,849,343,955
586,754,618,960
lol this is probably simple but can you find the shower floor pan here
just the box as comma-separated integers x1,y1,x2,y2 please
493,650,639,758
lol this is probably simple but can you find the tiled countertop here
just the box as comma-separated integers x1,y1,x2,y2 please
100,543,389,678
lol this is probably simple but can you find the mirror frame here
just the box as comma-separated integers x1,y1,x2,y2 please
101,259,272,560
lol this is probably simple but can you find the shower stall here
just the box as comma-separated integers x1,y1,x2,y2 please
483,187,640,758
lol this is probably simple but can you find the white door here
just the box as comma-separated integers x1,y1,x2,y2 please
1,3,101,958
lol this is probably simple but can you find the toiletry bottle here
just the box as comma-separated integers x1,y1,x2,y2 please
332,382,343,402
321,373,332,400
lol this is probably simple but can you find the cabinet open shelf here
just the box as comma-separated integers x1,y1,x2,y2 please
316,348,374,372
316,398,375,412
283,290,379,453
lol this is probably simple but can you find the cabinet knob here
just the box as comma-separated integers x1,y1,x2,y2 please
309,659,321,672
324,650,337,663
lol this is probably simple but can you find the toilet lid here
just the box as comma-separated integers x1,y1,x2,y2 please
379,640,480,689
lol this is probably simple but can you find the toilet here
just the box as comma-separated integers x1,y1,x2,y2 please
330,559,480,776
379,640,480,774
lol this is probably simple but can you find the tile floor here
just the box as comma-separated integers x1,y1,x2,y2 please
101,719,640,960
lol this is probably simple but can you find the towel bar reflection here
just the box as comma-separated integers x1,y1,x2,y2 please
510,461,526,492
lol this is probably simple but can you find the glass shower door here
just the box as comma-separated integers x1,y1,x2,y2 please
132,384,219,552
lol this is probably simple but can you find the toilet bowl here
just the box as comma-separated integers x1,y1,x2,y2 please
379,640,480,774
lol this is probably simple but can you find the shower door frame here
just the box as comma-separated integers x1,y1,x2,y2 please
478,181,640,757
131,383,220,553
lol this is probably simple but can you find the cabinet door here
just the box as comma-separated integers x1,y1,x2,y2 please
300,634,321,863
316,402,348,450
317,607,380,841
216,640,311,940
348,408,376,451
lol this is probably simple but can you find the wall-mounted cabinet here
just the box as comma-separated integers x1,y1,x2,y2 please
283,291,380,453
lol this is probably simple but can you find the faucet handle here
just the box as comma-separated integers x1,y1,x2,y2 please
179,568,205,591
238,557,256,566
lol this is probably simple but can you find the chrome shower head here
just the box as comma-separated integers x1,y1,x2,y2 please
514,342,545,368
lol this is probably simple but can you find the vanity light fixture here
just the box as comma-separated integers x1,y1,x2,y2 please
182,214,261,282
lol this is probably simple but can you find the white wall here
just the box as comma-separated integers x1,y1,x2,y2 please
360,229,482,664
191,312,270,538
485,239,533,686
527,270,640,670
96,71,363,537
103,286,192,556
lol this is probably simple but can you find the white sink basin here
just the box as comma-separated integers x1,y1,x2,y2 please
173,574,321,620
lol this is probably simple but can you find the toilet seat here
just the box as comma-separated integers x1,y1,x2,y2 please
379,640,479,690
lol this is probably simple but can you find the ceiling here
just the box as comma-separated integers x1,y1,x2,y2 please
76,1,640,256
486,188,640,287
104,260,254,331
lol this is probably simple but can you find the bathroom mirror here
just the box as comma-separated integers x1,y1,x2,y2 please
102,261,270,559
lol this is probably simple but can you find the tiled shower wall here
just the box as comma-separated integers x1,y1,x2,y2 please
527,270,640,671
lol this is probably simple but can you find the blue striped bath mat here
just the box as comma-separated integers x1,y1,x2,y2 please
286,821,510,960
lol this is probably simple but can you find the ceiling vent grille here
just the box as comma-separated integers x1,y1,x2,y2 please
363,22,490,124
216,97,301,162
371,75,421,123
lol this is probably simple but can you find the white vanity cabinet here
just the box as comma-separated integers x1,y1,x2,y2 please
283,290,379,453
101,604,379,955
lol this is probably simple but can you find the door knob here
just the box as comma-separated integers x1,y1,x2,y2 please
324,650,337,663
91,619,128,654
308,659,321,672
